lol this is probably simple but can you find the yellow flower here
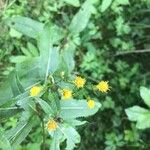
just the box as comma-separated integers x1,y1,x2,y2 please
62,89,72,100
96,81,110,93
87,100,95,109
46,119,57,131
30,86,42,97
74,76,86,88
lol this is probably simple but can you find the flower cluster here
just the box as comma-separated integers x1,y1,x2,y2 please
60,76,110,108
29,75,110,132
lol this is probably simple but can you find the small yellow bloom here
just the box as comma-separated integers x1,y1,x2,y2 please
62,89,72,100
46,119,57,131
87,100,95,109
74,76,86,88
96,81,110,93
30,86,42,97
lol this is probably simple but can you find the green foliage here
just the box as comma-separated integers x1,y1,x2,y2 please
7,16,43,39
0,14,101,149
63,0,80,7
60,100,101,119
140,86,150,107
0,0,150,149
126,87,150,129
69,0,95,33
101,0,113,12
0,133,11,150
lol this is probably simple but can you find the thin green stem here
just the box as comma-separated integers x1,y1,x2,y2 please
41,118,46,150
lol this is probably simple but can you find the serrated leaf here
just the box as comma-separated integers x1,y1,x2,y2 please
125,106,150,129
140,86,150,107
63,0,80,7
5,116,34,147
65,119,86,127
59,100,101,119
60,126,80,150
7,16,44,39
69,0,95,33
101,0,112,12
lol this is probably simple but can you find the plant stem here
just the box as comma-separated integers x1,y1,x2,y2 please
115,49,150,56
41,118,46,150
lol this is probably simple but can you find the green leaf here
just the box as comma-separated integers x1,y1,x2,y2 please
0,80,13,106
0,107,23,119
38,23,52,80
115,0,129,5
60,100,101,119
63,0,80,7
38,23,61,79
10,71,25,97
27,42,39,57
101,0,112,12
0,133,12,150
61,126,80,150
140,86,150,107
50,130,62,150
48,47,60,74
10,56,30,63
37,98,53,116
65,119,87,127
48,93,61,115
61,41,76,73
69,0,95,33
125,106,150,129
21,47,32,57
16,58,40,87
9,28,22,38
5,116,34,147
6,16,44,39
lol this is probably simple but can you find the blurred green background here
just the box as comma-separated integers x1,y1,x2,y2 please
0,0,150,149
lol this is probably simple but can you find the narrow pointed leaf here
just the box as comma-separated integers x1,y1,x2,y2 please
37,98,53,116
69,0,95,33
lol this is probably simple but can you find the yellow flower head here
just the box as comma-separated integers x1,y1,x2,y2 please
87,100,95,109
74,76,86,88
46,119,57,131
62,89,72,100
96,81,110,93
30,86,42,97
